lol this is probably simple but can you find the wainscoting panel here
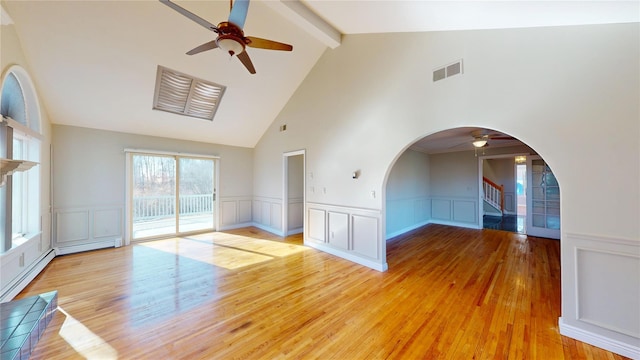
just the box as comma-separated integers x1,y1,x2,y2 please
261,202,271,227
221,201,238,226
251,197,284,235
93,208,122,239
55,209,90,243
385,197,430,238
328,211,349,250
352,215,379,260
54,206,124,254
560,233,640,358
431,199,451,221
414,198,431,223
429,197,479,229
253,200,262,224
40,209,52,247
1,248,25,290
576,248,640,338
288,198,304,231
452,200,476,224
504,192,515,213
307,208,326,243
271,203,283,230
238,200,252,223
305,203,385,271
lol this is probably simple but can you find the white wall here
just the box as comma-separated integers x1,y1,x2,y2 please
254,23,640,356
385,149,430,238
428,150,479,227
52,125,253,251
1,21,54,301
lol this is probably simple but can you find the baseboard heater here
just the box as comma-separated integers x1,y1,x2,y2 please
0,249,56,303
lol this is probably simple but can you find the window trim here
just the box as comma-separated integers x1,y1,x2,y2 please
1,65,42,253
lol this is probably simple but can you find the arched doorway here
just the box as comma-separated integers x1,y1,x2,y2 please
383,126,561,253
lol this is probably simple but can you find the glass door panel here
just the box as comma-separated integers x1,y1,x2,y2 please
526,157,560,239
132,155,176,239
178,158,214,233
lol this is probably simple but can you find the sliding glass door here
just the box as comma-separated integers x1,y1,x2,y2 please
178,157,215,233
131,153,215,240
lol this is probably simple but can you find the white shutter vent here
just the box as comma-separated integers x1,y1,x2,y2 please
153,66,226,121
433,59,463,82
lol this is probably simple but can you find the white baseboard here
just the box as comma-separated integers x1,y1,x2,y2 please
286,227,303,236
1,249,56,303
55,240,115,255
251,222,285,237
559,318,640,359
305,241,388,272
429,219,482,230
386,221,430,240
218,222,254,232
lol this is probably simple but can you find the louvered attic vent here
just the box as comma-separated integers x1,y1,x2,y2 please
153,66,226,121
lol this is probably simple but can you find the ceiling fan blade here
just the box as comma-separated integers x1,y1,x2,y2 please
237,51,256,74
228,0,250,29
246,36,293,51
159,0,218,33
490,136,515,140
186,40,219,55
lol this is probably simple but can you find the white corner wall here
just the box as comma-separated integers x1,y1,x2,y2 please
385,149,430,238
254,23,640,357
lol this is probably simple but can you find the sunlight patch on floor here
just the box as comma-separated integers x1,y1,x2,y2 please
138,231,309,270
139,238,273,269
57,307,118,360
190,232,309,257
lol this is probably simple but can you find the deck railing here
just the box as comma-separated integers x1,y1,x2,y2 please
133,194,214,220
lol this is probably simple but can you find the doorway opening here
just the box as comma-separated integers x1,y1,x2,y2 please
283,150,305,237
480,154,526,234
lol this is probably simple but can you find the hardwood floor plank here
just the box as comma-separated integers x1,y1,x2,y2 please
14,225,630,359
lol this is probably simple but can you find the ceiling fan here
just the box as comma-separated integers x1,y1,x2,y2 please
160,0,293,74
470,130,515,148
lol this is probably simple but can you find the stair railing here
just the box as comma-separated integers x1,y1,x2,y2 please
483,177,504,213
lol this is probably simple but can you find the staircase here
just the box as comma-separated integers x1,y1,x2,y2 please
483,177,504,216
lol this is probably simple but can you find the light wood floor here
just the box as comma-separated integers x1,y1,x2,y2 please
17,225,628,359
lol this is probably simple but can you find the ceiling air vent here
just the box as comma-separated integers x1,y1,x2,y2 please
153,66,226,121
433,59,463,82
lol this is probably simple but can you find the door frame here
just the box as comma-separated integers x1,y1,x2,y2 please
124,148,220,244
525,155,561,239
282,150,305,237
477,152,529,227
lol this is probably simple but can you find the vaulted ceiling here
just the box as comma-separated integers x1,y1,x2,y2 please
2,1,638,148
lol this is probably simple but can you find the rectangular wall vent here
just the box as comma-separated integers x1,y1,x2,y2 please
433,59,463,82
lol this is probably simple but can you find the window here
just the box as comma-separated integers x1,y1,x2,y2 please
1,66,42,253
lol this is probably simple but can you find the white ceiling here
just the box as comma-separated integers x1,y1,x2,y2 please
3,1,638,149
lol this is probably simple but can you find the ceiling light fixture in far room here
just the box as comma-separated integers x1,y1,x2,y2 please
472,137,488,148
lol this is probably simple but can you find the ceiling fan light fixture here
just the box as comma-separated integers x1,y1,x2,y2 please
217,36,245,57
472,138,487,148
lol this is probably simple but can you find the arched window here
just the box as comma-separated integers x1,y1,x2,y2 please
1,66,42,252
1,73,27,126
